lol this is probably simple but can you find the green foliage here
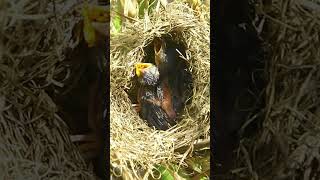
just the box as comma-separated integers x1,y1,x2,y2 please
157,165,175,180
154,149,210,179
111,0,122,33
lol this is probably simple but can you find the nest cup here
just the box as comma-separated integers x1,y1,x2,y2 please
110,2,210,179
0,0,101,179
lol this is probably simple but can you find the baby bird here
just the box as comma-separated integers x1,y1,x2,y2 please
153,38,193,116
135,63,175,130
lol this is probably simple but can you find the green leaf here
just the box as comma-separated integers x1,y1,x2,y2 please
138,0,148,18
199,176,209,180
157,165,174,180
112,15,122,33
111,0,122,33
148,0,158,14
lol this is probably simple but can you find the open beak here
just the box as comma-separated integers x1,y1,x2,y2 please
135,63,153,77
154,38,164,66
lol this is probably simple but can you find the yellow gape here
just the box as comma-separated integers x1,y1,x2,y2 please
135,63,153,77
82,2,109,47
86,5,109,22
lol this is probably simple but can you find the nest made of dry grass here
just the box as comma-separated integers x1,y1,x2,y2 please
0,0,97,179
234,0,320,179
110,2,210,179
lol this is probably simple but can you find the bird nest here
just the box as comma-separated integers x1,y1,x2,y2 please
233,0,320,179
110,2,210,179
0,0,98,179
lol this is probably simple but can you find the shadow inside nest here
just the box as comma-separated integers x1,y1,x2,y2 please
126,35,194,131
44,39,108,179
213,0,267,179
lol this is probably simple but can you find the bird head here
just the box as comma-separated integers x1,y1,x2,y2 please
135,63,159,86
154,38,167,66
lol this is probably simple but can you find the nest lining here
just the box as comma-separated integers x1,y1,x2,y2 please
110,2,209,179
233,0,320,179
0,0,98,179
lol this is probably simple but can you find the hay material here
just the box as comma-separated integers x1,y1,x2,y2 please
110,2,210,179
234,0,320,179
0,0,96,179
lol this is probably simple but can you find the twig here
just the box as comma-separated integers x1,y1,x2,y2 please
175,138,210,153
262,13,299,32
298,0,320,12
111,9,140,23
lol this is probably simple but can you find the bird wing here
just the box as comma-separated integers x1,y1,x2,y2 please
138,86,173,130
166,60,193,114
159,78,177,120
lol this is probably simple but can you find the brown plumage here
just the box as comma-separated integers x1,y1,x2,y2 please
159,78,176,120
153,37,193,118
135,63,175,130
134,37,193,131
